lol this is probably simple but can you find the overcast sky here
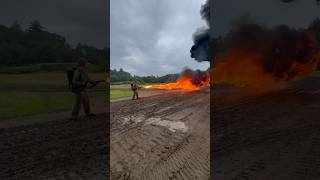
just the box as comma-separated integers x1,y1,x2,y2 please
0,0,107,48
213,0,320,37
111,0,209,76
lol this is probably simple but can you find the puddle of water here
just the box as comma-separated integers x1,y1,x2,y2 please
146,117,188,133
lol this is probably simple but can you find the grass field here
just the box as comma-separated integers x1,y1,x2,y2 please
0,92,73,119
0,73,106,119
110,89,132,100
110,84,132,100
0,73,106,91
110,83,166,100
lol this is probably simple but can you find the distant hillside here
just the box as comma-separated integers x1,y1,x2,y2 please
111,68,179,84
0,63,105,74
0,20,108,67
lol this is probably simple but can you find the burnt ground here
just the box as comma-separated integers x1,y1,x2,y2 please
110,89,210,179
0,114,109,180
213,75,320,180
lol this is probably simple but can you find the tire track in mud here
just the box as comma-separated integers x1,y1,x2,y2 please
141,104,210,180
212,77,320,179
111,91,210,180
292,130,320,180
143,134,210,180
0,115,108,180
215,127,313,180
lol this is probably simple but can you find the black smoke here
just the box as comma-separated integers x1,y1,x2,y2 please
190,0,211,62
180,68,209,87
200,0,210,25
220,22,320,80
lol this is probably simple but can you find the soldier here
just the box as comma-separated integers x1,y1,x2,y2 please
131,82,139,100
70,58,96,120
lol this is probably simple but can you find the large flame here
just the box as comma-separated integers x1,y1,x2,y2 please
212,33,320,91
144,72,209,91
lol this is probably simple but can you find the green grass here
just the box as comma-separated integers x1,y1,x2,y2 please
110,89,132,100
0,92,73,119
110,84,133,100
0,73,106,90
0,72,107,119
0,91,107,119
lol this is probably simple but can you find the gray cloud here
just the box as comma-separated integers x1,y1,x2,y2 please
111,0,209,76
0,0,107,48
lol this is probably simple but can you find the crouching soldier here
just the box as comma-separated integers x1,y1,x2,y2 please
70,58,96,120
131,82,139,100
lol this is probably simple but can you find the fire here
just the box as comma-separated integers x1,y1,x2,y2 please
144,70,209,91
212,32,320,91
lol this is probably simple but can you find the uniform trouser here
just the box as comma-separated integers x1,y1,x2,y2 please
132,90,139,99
72,90,90,117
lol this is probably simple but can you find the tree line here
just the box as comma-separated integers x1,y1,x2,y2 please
111,68,179,84
0,20,108,67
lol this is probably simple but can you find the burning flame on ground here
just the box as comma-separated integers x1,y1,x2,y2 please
211,33,320,91
144,71,209,91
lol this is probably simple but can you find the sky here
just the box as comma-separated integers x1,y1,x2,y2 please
110,0,210,76
213,0,320,37
0,0,107,48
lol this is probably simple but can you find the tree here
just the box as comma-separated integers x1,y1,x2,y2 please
0,22,106,67
10,20,22,32
28,20,44,32
309,18,320,42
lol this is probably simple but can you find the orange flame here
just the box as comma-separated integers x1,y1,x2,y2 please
212,49,283,91
212,34,320,91
144,74,209,91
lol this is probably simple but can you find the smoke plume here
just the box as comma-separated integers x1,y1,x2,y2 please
180,68,210,87
212,22,320,90
190,0,211,62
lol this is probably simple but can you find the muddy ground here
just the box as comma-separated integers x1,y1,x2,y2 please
0,114,109,180
213,75,320,180
110,89,210,179
3,74,320,180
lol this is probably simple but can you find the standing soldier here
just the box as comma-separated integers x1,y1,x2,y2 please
70,58,96,120
131,82,139,100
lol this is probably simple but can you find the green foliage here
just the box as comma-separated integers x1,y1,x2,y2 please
111,68,179,84
110,68,133,82
28,20,45,32
0,20,107,67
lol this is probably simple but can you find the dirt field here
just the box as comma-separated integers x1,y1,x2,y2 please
0,114,108,180
110,89,210,179
213,75,320,180
4,74,320,179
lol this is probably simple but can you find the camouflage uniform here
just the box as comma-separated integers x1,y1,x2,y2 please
131,83,139,100
71,68,95,117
